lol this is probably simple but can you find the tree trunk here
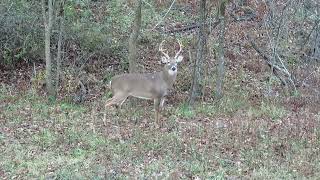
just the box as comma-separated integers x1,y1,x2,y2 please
56,0,65,94
189,0,207,106
215,0,226,99
313,25,320,60
42,0,55,98
128,0,142,73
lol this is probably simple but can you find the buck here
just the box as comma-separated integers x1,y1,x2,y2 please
104,40,183,125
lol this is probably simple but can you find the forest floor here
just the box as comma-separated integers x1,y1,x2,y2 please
0,61,319,179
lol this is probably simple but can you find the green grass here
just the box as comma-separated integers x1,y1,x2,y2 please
1,88,319,179
176,103,195,118
248,100,287,120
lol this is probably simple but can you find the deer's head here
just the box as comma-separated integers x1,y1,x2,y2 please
159,40,183,76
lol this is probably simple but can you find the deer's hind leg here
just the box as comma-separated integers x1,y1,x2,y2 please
104,93,128,126
106,92,128,107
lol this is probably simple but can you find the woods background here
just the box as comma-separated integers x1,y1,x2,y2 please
0,0,319,179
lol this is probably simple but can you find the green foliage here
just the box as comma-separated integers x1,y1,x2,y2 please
71,148,87,158
0,0,139,67
33,129,58,148
287,55,298,66
1,1,320,179
216,95,248,114
1,90,319,178
105,91,113,99
103,71,114,84
248,101,287,120
65,3,109,51
64,0,133,53
2,47,26,67
66,126,82,144
0,0,43,66
0,84,11,101
84,134,107,150
48,95,57,104
176,103,195,118
60,102,85,112
196,104,217,116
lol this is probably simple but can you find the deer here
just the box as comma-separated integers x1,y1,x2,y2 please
104,40,183,126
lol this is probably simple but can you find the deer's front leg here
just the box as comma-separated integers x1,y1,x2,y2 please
154,98,160,126
160,97,166,110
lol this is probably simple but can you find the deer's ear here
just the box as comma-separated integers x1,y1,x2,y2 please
161,56,169,63
176,55,183,63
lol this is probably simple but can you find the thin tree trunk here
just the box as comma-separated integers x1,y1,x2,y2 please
215,0,226,99
189,0,207,106
56,0,64,93
314,25,320,59
42,0,55,98
128,0,142,73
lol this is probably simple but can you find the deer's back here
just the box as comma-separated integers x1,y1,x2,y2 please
110,73,168,99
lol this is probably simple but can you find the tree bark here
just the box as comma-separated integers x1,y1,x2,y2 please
314,25,320,59
56,0,65,93
42,0,55,98
189,0,207,106
128,0,142,73
215,0,226,99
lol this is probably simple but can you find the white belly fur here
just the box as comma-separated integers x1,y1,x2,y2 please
131,95,153,100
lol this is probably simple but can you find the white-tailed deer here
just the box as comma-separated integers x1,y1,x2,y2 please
104,40,183,125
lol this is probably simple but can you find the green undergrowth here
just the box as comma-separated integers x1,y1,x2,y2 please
175,86,287,122
1,88,319,179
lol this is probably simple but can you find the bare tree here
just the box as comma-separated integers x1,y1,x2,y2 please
189,0,207,106
215,0,227,99
249,0,305,94
42,0,55,98
128,0,142,73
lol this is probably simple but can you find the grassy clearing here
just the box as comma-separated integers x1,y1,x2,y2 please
0,88,319,179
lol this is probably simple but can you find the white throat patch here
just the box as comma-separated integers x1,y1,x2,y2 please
168,69,177,76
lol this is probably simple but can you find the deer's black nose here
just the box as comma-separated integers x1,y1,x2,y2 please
171,66,176,71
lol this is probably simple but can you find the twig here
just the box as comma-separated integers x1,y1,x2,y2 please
77,52,96,74
276,53,297,93
301,71,315,85
302,19,320,47
151,0,176,30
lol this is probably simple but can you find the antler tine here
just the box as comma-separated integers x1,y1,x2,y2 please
174,39,183,59
159,40,170,59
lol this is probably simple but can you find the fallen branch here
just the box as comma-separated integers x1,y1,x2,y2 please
248,35,286,71
230,6,256,22
248,34,297,91
163,20,221,34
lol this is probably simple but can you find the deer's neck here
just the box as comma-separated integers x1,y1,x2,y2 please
161,69,177,88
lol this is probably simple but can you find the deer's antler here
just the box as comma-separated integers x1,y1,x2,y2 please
174,39,182,59
159,40,170,59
